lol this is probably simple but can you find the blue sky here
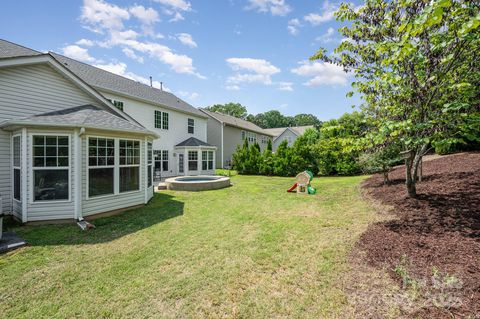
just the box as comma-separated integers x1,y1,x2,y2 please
0,0,361,121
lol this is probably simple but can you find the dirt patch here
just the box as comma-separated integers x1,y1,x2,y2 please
354,152,480,318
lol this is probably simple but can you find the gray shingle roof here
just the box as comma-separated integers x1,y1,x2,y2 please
200,109,274,136
175,137,213,147
49,52,207,119
1,104,154,135
0,39,41,58
263,125,315,137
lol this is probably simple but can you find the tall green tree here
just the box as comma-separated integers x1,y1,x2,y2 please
205,103,248,119
313,0,480,197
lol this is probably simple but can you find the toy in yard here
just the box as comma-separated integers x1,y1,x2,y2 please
287,170,317,195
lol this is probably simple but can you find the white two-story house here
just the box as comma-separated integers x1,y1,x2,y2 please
50,53,216,179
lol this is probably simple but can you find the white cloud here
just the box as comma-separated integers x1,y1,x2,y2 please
81,0,130,32
119,40,205,78
291,61,349,86
226,57,281,85
154,0,191,12
176,33,197,48
304,1,337,25
287,18,301,35
315,27,335,43
277,81,293,91
246,0,291,16
169,12,185,22
177,90,199,100
94,62,170,91
62,45,99,63
225,85,241,91
75,38,95,46
129,5,159,25
79,0,204,78
122,48,144,63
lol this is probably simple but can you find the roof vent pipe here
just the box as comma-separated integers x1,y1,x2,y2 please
160,82,163,91
149,76,153,87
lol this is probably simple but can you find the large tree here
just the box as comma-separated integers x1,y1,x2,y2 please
205,102,248,119
313,0,480,197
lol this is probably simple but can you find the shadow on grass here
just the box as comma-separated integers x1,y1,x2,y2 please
13,192,184,246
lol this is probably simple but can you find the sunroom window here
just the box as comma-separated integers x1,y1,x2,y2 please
88,138,115,197
202,151,214,170
33,135,69,201
119,140,140,192
13,135,21,201
188,151,198,171
147,142,153,187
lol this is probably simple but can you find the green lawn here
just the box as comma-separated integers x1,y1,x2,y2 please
0,175,378,318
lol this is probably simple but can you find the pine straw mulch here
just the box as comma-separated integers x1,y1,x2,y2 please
351,152,480,318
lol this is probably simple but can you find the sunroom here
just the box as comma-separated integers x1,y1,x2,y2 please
173,137,217,176
1,105,157,223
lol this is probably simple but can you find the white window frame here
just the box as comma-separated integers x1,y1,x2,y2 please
202,150,214,171
247,132,257,143
85,135,144,200
86,136,116,200
147,142,153,188
188,118,195,134
154,110,162,129
12,134,21,203
119,138,141,194
188,150,198,171
29,133,71,204
161,150,169,172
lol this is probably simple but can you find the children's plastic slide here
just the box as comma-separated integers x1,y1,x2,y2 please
287,170,317,194
287,183,298,193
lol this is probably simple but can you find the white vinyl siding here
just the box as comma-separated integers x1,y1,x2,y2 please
0,63,99,216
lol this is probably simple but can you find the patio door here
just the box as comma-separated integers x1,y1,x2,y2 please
178,154,184,175
154,153,162,181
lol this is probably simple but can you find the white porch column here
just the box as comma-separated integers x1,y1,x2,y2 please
20,128,27,223
73,128,83,220
144,138,148,204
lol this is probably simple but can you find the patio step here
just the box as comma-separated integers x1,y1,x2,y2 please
157,182,167,191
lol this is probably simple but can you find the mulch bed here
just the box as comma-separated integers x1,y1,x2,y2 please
357,152,480,318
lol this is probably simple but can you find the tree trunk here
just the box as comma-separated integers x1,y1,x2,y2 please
405,144,428,198
405,156,417,197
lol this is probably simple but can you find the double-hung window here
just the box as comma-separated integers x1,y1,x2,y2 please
12,135,21,201
188,118,194,134
33,135,69,201
247,132,257,143
147,142,153,187
162,150,169,171
119,140,140,193
154,110,169,130
88,138,115,197
154,110,162,129
188,151,198,171
202,151,214,170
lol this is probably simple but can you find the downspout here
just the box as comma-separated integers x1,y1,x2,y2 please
75,127,85,221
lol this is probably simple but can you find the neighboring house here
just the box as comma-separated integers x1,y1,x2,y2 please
199,109,274,168
48,52,215,179
263,126,314,151
0,39,158,223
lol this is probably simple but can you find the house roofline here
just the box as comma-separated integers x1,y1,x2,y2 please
96,86,209,119
0,120,158,138
199,109,275,136
0,54,147,127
